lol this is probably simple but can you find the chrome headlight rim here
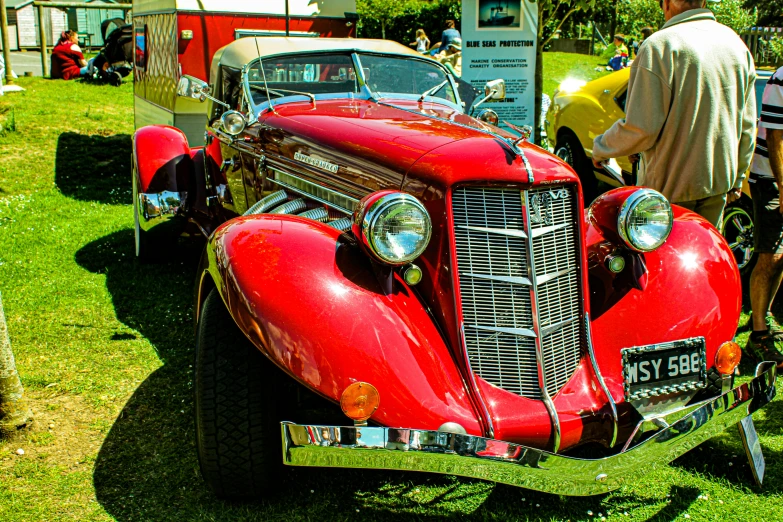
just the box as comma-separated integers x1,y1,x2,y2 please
221,110,247,135
617,188,673,252
359,192,432,265
476,108,499,126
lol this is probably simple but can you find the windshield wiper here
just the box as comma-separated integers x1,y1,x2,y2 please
418,80,448,102
269,87,316,104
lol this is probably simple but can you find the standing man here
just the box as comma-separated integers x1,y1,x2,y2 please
747,66,783,366
591,0,756,228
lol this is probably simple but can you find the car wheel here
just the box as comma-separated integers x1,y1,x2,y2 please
194,289,283,499
721,197,756,275
109,71,123,87
554,133,599,203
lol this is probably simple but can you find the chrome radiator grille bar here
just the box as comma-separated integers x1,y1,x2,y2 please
452,186,584,401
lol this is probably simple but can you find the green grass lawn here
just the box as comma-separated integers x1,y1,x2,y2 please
0,58,781,521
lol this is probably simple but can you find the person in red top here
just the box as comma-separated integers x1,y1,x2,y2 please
51,30,88,80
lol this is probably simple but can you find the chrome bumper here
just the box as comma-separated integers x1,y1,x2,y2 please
281,362,776,496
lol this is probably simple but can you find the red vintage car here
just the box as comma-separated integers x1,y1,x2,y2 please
132,37,776,498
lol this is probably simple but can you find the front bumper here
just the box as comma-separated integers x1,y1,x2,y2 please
282,362,777,496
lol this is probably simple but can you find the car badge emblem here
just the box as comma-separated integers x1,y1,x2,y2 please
530,189,567,226
294,151,339,174
530,192,553,225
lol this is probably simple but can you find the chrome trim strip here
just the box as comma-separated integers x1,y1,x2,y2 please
535,266,576,286
456,224,528,239
522,190,561,453
540,316,578,337
460,325,496,438
585,313,619,448
530,223,568,238
520,150,534,183
281,363,777,496
464,272,532,286
267,167,358,215
467,324,537,338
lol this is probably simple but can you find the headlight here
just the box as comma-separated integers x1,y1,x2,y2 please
354,192,432,265
557,78,586,94
617,189,672,252
221,110,246,135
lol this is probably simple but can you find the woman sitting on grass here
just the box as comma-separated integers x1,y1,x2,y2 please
51,30,89,80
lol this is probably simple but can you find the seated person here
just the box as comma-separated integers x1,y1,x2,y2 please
434,39,462,77
601,34,629,71
51,30,93,80
430,20,460,56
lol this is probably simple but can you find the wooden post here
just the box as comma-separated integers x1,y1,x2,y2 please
0,292,32,436
37,4,48,78
0,0,14,85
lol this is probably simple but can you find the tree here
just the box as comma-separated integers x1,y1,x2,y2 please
0,292,31,436
356,0,412,40
710,0,757,33
745,0,782,27
616,0,664,36
355,0,461,45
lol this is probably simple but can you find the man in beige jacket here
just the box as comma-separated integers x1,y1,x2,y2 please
592,0,756,227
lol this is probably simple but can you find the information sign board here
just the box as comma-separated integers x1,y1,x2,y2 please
461,0,538,132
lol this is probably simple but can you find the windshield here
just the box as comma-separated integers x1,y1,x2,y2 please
246,53,360,106
244,52,458,109
358,54,456,104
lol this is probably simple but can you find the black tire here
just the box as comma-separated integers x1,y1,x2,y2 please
720,196,756,276
194,289,283,499
554,132,599,203
109,71,123,87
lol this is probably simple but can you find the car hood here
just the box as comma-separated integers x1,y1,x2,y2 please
257,98,513,180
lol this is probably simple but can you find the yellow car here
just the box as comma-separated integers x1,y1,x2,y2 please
545,68,757,274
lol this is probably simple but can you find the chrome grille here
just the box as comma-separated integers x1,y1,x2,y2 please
452,186,583,400
529,186,583,396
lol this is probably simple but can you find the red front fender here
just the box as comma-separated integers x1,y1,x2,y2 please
586,199,742,404
197,215,483,434
133,125,193,194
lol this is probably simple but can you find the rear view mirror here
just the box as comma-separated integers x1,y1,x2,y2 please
484,79,505,100
470,79,506,116
178,74,230,110
177,75,210,101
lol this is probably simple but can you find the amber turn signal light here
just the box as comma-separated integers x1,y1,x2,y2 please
340,382,380,422
715,341,742,375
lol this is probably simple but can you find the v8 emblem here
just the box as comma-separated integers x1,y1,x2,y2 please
529,188,567,225
530,192,552,225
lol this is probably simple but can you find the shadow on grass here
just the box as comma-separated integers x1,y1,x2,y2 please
55,132,132,205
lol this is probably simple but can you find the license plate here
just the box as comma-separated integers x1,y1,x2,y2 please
622,337,706,400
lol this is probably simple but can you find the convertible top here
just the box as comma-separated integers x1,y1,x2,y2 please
212,37,422,71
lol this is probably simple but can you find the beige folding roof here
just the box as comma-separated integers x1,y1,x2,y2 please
213,37,422,71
